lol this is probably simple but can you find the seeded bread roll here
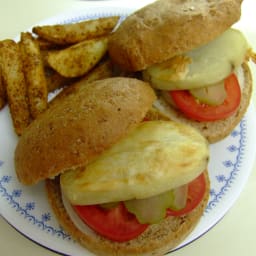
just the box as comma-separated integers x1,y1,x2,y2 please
108,0,242,71
45,171,209,256
152,63,252,143
14,74,210,256
15,77,156,185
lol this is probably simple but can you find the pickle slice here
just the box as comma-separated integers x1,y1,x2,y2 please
100,202,119,209
124,185,187,224
189,81,227,106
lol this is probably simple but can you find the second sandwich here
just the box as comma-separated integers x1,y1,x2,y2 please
108,0,255,143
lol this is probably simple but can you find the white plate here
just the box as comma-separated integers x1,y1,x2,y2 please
1,4,256,256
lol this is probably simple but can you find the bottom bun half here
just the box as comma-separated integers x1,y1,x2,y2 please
152,63,252,144
45,171,210,256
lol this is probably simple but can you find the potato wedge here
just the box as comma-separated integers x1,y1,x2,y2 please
39,48,50,67
0,40,30,135
45,67,76,93
32,16,119,45
46,55,113,94
20,32,48,119
0,65,7,109
36,37,69,50
50,59,114,106
47,37,109,77
76,58,114,85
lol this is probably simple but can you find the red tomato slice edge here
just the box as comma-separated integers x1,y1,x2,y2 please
73,202,148,242
166,172,206,216
72,174,207,242
169,74,241,122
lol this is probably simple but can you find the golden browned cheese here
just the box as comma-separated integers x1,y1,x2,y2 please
14,77,156,185
61,120,209,205
108,0,242,71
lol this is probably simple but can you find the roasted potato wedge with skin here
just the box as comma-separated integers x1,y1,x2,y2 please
36,37,70,50
50,59,114,106
45,67,77,93
47,36,109,77
0,40,30,135
0,66,7,109
76,58,114,85
39,48,50,67
20,32,48,119
32,16,119,45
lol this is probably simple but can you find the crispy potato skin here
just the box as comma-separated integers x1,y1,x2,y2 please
20,32,48,119
0,39,30,135
47,37,109,77
0,65,7,110
32,16,120,45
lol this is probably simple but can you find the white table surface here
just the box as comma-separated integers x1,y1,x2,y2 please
1,0,256,256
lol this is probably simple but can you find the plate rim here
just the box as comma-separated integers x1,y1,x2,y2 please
1,4,256,256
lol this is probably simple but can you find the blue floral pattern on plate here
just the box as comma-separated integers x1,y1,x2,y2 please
206,119,247,212
0,175,70,240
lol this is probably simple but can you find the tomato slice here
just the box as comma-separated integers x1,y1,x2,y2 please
169,74,241,121
73,202,148,242
73,173,206,241
166,173,206,216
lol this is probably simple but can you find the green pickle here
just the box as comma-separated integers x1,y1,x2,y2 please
124,185,188,224
189,81,227,106
100,202,119,209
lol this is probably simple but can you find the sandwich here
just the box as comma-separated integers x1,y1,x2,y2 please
14,77,210,255
108,0,255,143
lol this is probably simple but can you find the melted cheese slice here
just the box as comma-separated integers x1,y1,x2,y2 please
143,28,249,90
60,121,209,205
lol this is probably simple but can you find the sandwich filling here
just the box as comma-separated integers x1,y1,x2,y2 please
60,120,209,242
143,29,252,121
62,172,207,242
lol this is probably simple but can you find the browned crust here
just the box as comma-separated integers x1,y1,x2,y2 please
14,77,156,185
153,63,252,143
45,171,209,256
108,0,242,71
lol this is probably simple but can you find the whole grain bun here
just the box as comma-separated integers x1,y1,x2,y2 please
108,0,242,71
45,171,210,256
152,63,252,143
14,77,156,185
